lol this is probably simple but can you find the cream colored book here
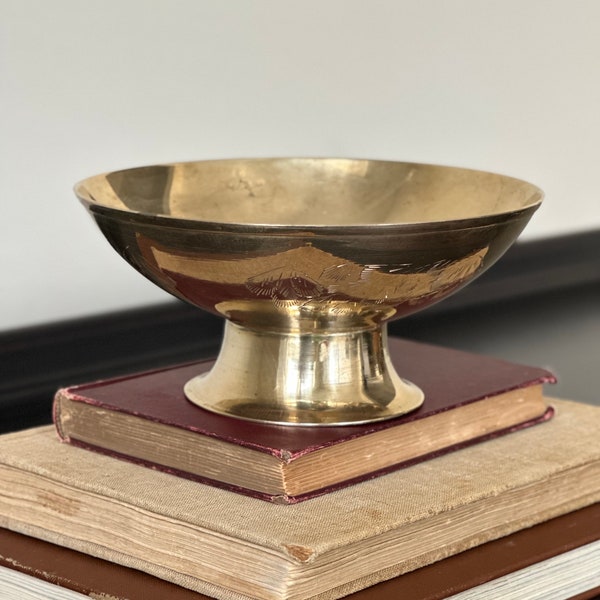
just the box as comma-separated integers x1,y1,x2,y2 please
0,399,599,600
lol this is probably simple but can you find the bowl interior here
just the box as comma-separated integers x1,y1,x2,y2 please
75,158,542,227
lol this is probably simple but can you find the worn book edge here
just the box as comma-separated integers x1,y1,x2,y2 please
0,503,598,600
54,387,554,502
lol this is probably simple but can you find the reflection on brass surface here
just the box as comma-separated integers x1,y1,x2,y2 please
76,158,543,425
149,243,488,305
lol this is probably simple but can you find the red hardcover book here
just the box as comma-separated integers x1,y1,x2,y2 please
0,504,598,600
53,337,555,503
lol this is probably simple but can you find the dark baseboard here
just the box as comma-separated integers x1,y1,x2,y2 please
2,229,599,433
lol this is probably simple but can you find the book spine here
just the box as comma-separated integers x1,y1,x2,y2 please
53,390,69,443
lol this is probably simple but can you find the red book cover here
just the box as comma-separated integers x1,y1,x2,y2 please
54,337,555,503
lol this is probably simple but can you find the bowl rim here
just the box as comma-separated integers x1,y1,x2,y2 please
74,157,544,234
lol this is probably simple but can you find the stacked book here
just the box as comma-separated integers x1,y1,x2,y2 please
0,338,599,599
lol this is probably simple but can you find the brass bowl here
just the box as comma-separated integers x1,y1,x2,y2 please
76,158,543,425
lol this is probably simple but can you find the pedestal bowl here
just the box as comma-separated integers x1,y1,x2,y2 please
75,158,543,425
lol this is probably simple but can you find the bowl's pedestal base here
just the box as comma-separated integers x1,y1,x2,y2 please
184,321,424,426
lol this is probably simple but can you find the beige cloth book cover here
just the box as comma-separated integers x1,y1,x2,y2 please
0,399,599,600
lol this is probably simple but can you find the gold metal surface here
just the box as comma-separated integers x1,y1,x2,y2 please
75,158,543,425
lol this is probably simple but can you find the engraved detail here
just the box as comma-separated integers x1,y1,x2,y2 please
226,169,266,197
246,270,327,300
149,242,488,304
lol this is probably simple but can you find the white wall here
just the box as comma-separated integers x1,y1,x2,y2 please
2,0,600,331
